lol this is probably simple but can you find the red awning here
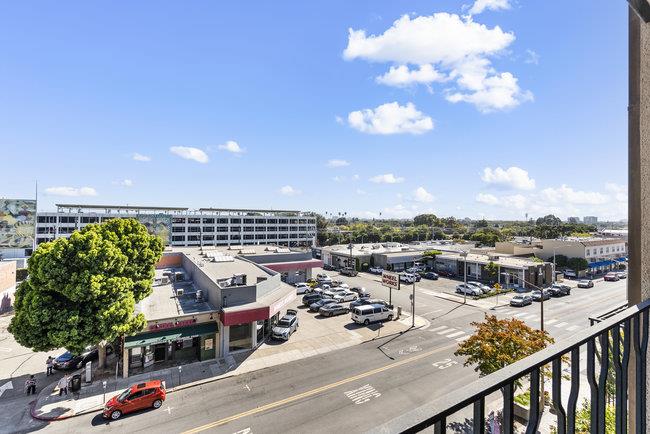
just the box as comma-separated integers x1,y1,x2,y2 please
220,284,296,326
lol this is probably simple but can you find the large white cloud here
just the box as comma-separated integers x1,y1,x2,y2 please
348,102,433,135
343,13,532,113
279,185,301,196
605,183,628,203
132,153,151,162
468,0,512,15
217,141,244,154
170,146,209,163
45,186,97,197
476,193,499,205
370,173,405,184
541,184,609,205
481,166,536,190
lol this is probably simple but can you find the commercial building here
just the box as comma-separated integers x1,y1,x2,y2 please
122,245,300,377
583,216,598,225
535,237,627,275
33,204,317,250
0,261,16,313
567,217,581,223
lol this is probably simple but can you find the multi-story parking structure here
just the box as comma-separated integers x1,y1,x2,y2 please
35,204,317,248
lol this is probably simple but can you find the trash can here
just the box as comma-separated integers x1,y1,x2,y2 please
71,374,82,392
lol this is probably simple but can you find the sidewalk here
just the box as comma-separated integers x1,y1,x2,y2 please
31,310,429,421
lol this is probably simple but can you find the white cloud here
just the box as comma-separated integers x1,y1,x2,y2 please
352,174,360,181
356,188,366,195
170,146,209,163
343,13,532,113
327,159,350,168
132,153,151,162
476,193,499,205
45,186,97,197
348,102,433,135
541,184,609,205
481,166,536,190
370,173,405,184
382,204,415,219
605,183,628,203
335,115,345,124
113,179,133,187
413,187,434,203
525,49,540,65
376,64,445,88
279,185,301,196
217,141,245,154
501,194,527,210
332,176,344,182
468,0,511,15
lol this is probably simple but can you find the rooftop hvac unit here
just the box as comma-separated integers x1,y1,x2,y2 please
176,288,184,297
195,289,204,302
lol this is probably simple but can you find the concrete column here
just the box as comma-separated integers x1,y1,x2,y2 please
628,6,650,431
122,347,129,378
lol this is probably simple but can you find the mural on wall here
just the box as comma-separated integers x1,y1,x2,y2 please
136,214,172,245
0,199,36,249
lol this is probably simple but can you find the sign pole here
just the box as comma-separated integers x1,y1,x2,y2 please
411,280,415,327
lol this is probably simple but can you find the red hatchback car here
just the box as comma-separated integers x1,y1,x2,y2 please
103,380,166,420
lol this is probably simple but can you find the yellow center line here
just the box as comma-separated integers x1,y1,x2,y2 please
181,341,458,434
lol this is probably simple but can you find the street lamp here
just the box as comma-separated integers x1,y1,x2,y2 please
500,269,547,332
460,251,468,304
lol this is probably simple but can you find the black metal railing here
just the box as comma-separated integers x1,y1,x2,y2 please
372,299,650,434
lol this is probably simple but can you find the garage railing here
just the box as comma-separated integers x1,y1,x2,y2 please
371,298,650,434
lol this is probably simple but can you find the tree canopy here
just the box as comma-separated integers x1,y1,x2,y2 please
9,218,163,353
455,315,554,379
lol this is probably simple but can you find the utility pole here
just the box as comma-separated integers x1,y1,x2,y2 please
411,280,416,327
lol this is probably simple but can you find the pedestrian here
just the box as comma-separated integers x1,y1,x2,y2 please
46,356,54,376
57,374,69,396
25,375,36,395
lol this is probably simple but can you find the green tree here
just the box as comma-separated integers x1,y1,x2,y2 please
554,254,569,268
455,315,554,382
413,214,439,227
567,257,589,271
9,218,163,368
536,214,562,226
485,261,499,282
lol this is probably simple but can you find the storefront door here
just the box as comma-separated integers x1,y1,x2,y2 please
154,344,166,362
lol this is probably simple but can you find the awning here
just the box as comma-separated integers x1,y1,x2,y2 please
220,284,296,326
588,260,616,268
615,257,628,262
124,322,218,349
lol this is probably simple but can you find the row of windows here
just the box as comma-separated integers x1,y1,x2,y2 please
586,245,625,256
171,217,314,225
171,226,314,233
171,233,311,242
38,216,108,224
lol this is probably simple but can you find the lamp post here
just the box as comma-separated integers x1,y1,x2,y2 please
500,270,546,332
460,251,468,304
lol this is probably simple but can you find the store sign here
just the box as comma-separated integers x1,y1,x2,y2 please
382,272,400,290
205,338,214,350
149,318,196,331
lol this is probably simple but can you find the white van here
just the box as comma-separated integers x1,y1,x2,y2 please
351,304,395,325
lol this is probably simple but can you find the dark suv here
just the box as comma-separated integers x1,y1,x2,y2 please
302,292,325,306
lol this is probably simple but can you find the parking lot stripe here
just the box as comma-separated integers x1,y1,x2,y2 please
429,326,449,333
445,331,466,338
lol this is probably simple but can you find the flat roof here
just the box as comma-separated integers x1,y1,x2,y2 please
56,204,188,211
436,252,545,268
198,208,303,214
172,247,274,284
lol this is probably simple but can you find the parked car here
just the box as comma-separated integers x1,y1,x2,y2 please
577,279,594,288
349,298,389,309
319,303,349,317
423,272,439,280
437,270,455,278
323,264,336,271
351,304,395,325
510,294,533,307
294,282,311,294
53,345,114,370
456,284,481,296
309,298,337,312
334,291,358,302
406,266,425,274
532,289,551,301
317,274,333,284
302,292,325,306
340,267,358,277
617,271,628,279
467,281,492,294
369,266,384,274
271,309,299,340
400,272,420,283
322,288,347,299
549,284,571,297
103,380,166,420
604,272,620,282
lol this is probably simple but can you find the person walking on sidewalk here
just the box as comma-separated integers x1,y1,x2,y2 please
45,356,54,376
25,375,36,395
57,374,69,396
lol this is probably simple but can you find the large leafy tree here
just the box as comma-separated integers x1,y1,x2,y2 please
455,315,554,380
9,218,163,363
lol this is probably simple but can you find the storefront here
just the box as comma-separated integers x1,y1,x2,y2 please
123,322,218,376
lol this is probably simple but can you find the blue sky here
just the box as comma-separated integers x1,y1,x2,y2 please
0,1,628,221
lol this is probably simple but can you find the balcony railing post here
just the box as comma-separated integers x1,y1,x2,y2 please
472,398,485,434
587,337,599,432
552,357,567,434
525,368,541,434
567,347,580,434
597,332,610,434
502,383,514,434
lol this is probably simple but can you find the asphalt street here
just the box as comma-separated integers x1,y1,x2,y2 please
34,272,626,434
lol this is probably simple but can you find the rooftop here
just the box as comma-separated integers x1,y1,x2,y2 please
436,251,546,268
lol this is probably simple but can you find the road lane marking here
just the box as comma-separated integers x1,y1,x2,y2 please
513,313,528,318
429,326,449,332
566,325,580,331
554,322,569,328
181,342,458,433
444,331,466,338
344,384,381,404
436,327,455,335
456,336,470,342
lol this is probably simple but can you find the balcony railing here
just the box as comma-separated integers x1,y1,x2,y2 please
373,298,650,433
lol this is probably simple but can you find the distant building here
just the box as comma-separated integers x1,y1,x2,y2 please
584,216,598,225
567,217,581,223
536,237,626,275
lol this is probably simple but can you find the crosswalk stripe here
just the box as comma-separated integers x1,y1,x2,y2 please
456,335,470,342
513,313,528,317
566,325,580,331
527,316,539,321
554,322,569,328
546,319,558,325
429,326,449,332
445,331,466,338
437,327,455,335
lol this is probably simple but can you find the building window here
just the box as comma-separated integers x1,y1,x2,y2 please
172,235,186,242
586,249,590,256
279,226,288,232
203,218,215,224
230,234,240,240
37,216,56,223
80,216,99,223
217,226,228,232
58,216,77,223
243,234,254,240
257,219,267,224
203,226,214,232
203,235,214,241
255,227,266,232
217,235,228,241
267,219,277,224
279,234,288,239
172,218,186,224
243,227,254,232
279,219,289,224
188,235,199,241
217,218,228,224
230,218,241,224
255,234,266,240
172,227,185,233
229,323,252,352
230,226,241,232
187,218,201,224
600,248,604,254
187,227,200,233
290,234,298,238
244,218,254,224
